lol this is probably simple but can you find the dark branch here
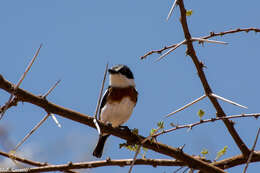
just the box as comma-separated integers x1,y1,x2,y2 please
177,0,250,156
0,158,185,173
2,151,260,173
0,150,77,173
214,151,260,169
0,74,225,173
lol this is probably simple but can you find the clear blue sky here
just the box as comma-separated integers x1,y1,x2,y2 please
0,1,259,172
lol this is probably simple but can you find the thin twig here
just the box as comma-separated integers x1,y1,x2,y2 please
128,126,163,173
183,167,190,173
16,44,43,89
93,63,109,134
0,44,42,120
128,145,141,173
155,37,227,62
141,27,260,60
0,158,186,173
13,113,50,152
155,40,186,62
242,128,260,173
203,28,260,40
173,166,184,173
94,63,109,119
166,0,178,21
213,151,260,169
210,93,248,109
155,113,260,138
0,150,48,167
166,94,206,118
0,150,77,173
140,44,177,60
0,97,19,114
43,79,61,98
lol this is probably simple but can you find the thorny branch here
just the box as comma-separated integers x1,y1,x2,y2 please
0,150,48,167
177,0,250,156
153,113,260,138
213,151,260,170
128,125,165,173
12,78,63,152
2,151,260,173
242,128,260,173
0,157,184,173
203,28,260,39
0,150,77,173
140,27,260,60
0,74,226,173
0,1,259,172
12,113,51,152
0,44,42,120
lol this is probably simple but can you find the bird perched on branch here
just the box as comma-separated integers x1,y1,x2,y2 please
93,64,138,158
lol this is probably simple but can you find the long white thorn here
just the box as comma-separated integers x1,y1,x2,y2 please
166,0,178,21
51,114,62,128
166,94,207,118
192,37,228,45
210,93,248,109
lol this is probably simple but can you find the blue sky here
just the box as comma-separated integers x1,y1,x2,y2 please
0,1,259,172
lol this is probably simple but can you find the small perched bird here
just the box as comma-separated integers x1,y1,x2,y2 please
93,64,138,158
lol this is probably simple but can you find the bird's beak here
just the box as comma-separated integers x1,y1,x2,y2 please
108,68,117,74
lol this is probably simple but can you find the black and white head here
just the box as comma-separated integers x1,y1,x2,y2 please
108,64,135,87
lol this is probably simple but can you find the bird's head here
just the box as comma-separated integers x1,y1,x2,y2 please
108,64,135,87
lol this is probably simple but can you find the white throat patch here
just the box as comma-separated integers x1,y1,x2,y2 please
109,74,135,87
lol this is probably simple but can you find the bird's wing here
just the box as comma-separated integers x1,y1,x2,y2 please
98,87,109,120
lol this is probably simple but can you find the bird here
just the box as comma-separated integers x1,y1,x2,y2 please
93,64,138,158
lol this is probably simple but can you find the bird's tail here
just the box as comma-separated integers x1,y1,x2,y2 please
93,135,109,158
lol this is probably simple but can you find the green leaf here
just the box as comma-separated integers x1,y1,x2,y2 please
201,148,209,158
120,144,147,157
119,143,138,151
150,128,157,136
215,146,228,160
198,109,205,119
157,121,164,129
125,144,139,152
186,10,193,16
